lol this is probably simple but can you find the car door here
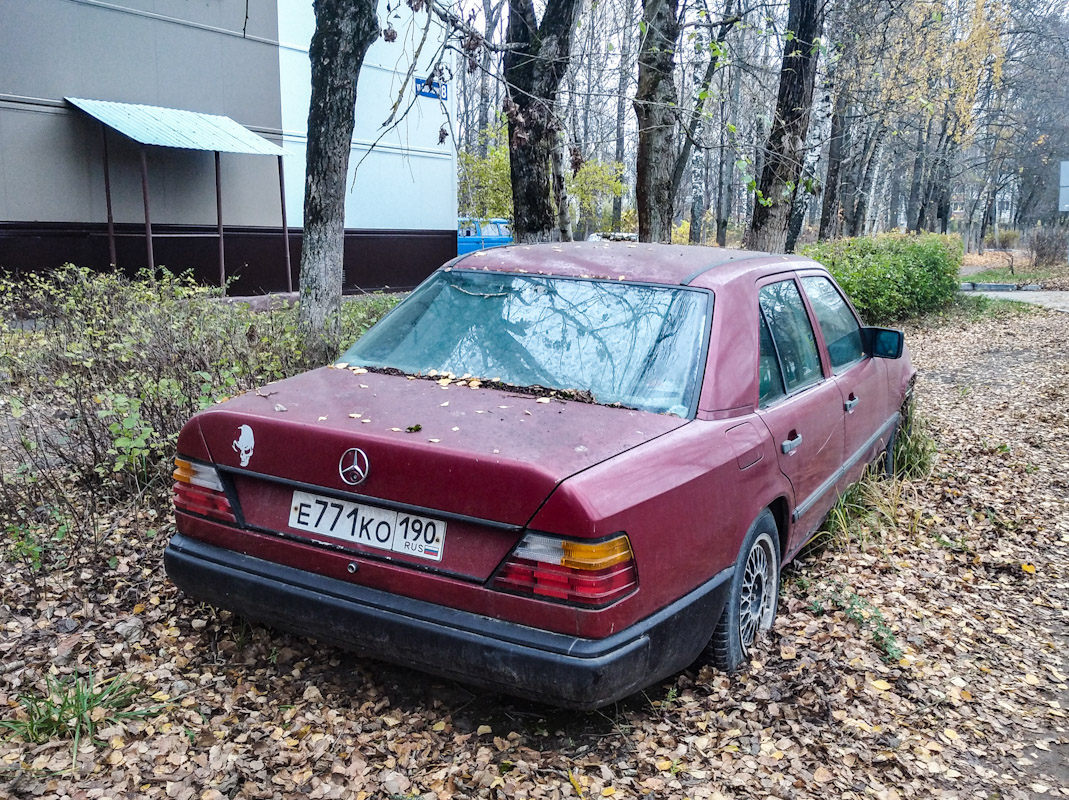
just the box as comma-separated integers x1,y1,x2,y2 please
754,277,845,556
800,274,891,487
457,219,482,254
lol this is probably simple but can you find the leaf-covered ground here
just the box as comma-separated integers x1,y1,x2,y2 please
2,306,1067,799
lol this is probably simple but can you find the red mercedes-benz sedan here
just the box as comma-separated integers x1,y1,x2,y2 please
165,243,914,708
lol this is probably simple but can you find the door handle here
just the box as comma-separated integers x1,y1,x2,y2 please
845,394,860,413
781,433,803,454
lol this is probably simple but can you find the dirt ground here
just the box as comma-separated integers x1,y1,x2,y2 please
1,306,1067,799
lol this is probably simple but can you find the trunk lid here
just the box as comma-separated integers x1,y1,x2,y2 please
186,367,686,579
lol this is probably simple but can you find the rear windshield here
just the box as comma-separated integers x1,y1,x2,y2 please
341,270,710,415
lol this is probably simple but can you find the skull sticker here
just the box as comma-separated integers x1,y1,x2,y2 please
232,424,255,467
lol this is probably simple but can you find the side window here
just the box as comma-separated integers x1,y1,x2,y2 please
801,276,864,372
758,312,786,406
459,221,478,237
758,280,823,394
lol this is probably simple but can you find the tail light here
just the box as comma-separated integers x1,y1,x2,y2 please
492,532,637,607
173,458,236,523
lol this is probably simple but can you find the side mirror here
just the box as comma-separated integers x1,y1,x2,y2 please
864,327,904,359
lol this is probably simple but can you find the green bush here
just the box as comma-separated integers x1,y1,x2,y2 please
0,266,399,565
983,229,1020,249
801,233,962,324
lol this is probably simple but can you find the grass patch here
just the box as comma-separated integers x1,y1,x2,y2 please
965,266,1058,285
929,293,1039,324
0,672,160,771
894,398,936,480
814,397,934,553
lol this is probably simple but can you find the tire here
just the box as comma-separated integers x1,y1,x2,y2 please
706,509,781,672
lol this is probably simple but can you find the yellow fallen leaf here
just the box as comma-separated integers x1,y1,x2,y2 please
1025,674,1042,686
813,766,834,783
656,759,673,771
1021,563,1036,574
133,603,145,614
602,789,616,797
943,728,959,740
151,691,170,702
477,724,492,735
431,721,446,732
870,679,892,691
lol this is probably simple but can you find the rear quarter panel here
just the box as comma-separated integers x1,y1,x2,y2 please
528,419,790,624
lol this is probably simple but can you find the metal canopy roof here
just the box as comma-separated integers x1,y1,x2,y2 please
66,97,285,156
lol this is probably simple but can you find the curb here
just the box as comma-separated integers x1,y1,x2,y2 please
959,282,1043,292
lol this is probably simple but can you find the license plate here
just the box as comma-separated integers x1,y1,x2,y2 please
288,490,446,562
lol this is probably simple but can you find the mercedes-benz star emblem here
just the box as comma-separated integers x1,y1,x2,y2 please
338,447,370,486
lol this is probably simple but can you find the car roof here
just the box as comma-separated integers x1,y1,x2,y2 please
450,242,818,288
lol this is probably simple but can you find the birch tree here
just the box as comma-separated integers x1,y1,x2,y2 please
298,0,380,363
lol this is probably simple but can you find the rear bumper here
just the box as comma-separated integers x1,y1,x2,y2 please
164,533,732,709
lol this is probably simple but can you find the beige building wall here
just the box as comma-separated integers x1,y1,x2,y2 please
0,0,285,227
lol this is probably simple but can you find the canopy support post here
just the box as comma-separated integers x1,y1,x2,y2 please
278,154,293,293
139,145,154,270
215,150,225,292
100,123,116,266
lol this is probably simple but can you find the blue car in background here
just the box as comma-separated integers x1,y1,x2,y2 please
457,218,513,255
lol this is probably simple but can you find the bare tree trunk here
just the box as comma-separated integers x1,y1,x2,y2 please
634,0,681,243
504,0,584,242
551,131,573,241
905,124,927,233
298,0,379,364
670,9,739,211
476,0,506,157
818,89,848,241
786,161,816,253
611,0,637,231
887,170,902,231
979,187,995,250
715,47,740,247
746,0,824,253
847,127,885,237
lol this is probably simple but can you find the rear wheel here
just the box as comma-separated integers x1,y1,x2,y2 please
707,509,780,671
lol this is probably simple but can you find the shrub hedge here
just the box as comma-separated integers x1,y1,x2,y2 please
0,266,398,570
801,233,962,324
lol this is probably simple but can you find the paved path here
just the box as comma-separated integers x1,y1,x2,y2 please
976,290,1069,312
